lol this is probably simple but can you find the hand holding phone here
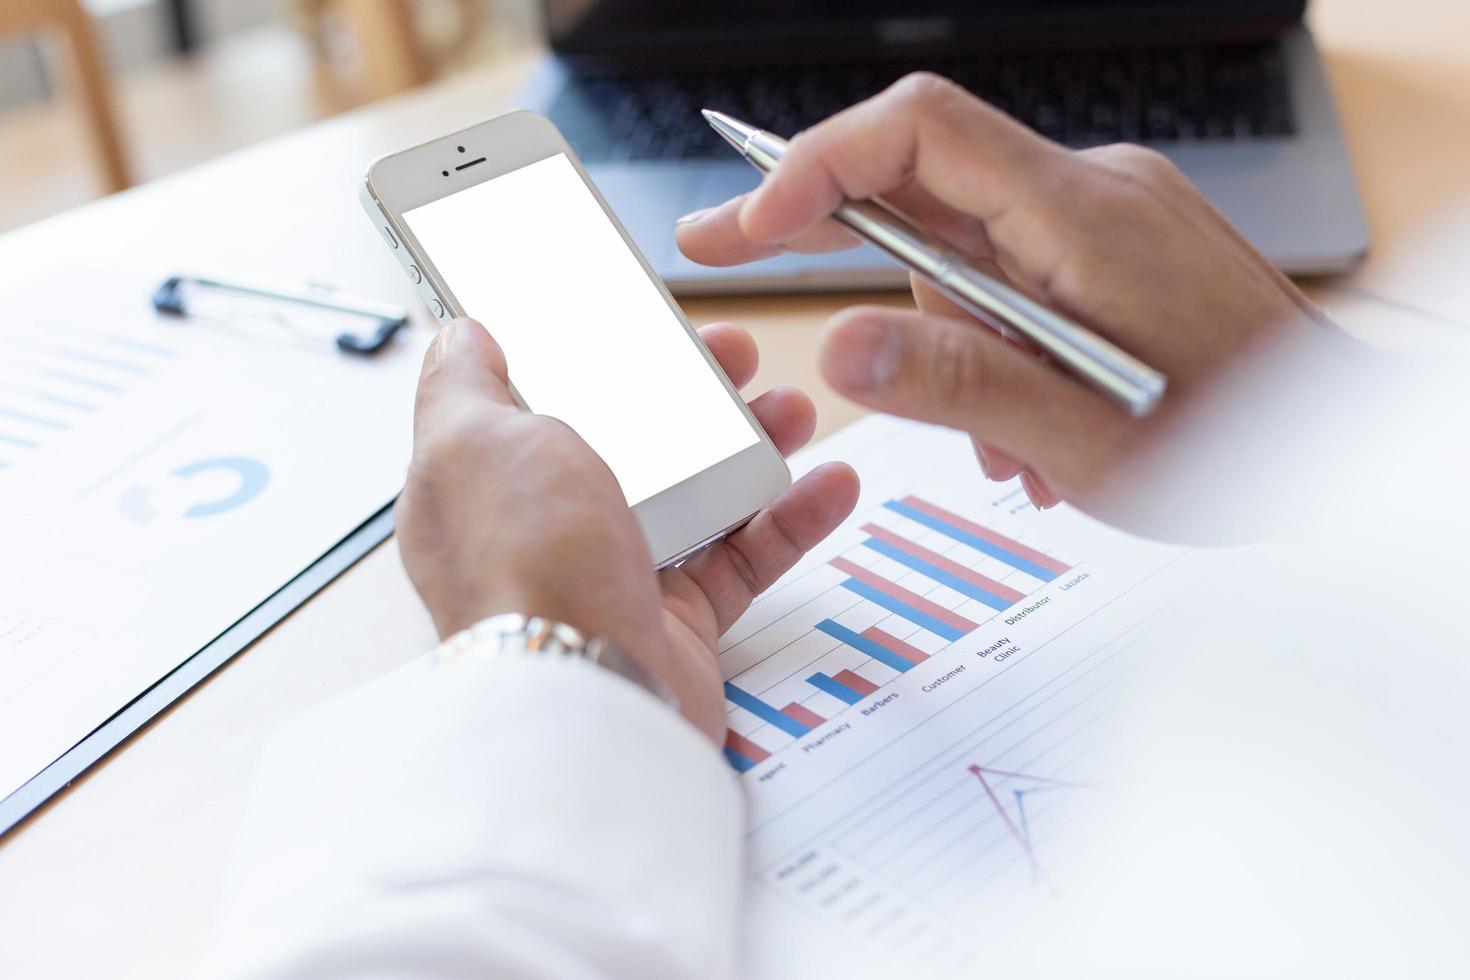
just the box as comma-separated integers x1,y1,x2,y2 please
398,311,859,740
361,111,792,566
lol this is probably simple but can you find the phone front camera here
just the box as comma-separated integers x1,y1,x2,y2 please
441,170,449,177
457,145,466,153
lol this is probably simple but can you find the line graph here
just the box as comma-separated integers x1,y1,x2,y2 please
967,763,1092,883
747,534,1199,965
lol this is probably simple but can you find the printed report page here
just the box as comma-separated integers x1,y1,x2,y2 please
721,415,1245,977
0,272,428,805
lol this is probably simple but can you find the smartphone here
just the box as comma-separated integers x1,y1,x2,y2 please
360,110,790,567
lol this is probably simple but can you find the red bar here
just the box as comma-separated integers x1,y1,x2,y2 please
725,729,770,763
781,703,826,728
829,556,979,633
862,523,1027,603
834,669,879,696
862,626,930,665
901,496,1070,575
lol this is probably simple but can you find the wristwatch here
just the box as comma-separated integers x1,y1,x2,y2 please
434,613,677,708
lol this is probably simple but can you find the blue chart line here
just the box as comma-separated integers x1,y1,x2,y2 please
24,389,97,412
39,368,125,395
102,334,177,358
724,682,811,737
0,407,68,430
1013,784,1070,860
807,671,865,705
862,535,1016,611
969,764,1089,882
885,499,1060,582
839,578,967,642
815,619,915,673
55,347,152,376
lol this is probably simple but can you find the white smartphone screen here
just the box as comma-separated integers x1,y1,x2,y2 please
401,153,759,506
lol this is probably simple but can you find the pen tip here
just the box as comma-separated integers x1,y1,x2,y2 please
702,109,751,155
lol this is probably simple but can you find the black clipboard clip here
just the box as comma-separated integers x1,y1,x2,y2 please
152,274,411,356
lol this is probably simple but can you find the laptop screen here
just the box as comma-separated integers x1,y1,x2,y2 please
544,1,1307,61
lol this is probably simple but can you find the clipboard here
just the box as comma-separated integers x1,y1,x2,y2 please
0,504,396,837
0,272,420,838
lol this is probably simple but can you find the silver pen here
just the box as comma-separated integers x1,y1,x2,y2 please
702,109,1167,418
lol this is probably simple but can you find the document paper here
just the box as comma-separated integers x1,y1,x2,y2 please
0,273,429,805
726,415,1238,976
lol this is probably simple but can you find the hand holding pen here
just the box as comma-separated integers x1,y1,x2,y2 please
701,109,1167,418
678,73,1335,523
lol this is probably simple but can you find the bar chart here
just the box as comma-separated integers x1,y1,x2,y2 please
719,415,1232,972
0,322,176,473
722,493,1072,772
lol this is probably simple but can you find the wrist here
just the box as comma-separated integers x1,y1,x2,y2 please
426,573,647,647
438,613,677,709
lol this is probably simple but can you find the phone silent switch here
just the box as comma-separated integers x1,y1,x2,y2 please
430,298,445,318
382,225,400,249
407,264,423,284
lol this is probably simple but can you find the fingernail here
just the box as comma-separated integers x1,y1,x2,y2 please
435,317,485,363
1019,471,1042,510
976,446,995,480
825,316,902,391
676,207,714,226
432,319,461,362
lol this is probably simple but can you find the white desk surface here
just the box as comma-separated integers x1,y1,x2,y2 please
3,2,1468,975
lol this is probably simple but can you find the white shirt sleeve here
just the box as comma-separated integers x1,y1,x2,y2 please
194,646,745,980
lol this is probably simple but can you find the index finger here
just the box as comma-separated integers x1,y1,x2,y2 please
739,72,1065,246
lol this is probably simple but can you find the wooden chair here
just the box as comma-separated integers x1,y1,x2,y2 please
0,0,132,193
336,0,430,100
290,0,485,102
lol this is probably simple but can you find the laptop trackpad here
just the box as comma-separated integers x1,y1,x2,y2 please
586,164,713,272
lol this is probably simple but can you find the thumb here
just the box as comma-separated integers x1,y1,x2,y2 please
817,305,1107,476
425,317,512,395
413,318,518,443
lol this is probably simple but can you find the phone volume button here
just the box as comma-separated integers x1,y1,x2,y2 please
407,264,423,284
429,298,445,318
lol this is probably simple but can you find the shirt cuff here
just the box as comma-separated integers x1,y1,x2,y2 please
198,646,744,979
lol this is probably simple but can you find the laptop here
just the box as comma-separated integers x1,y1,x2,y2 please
516,1,1368,294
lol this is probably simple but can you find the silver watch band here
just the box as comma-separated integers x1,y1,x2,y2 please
435,613,677,708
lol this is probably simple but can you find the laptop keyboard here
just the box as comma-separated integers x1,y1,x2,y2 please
548,42,1296,162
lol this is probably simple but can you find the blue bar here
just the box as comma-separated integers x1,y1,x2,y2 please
40,368,125,395
815,619,915,673
0,407,68,430
884,500,1058,582
839,578,967,642
862,537,1015,612
807,671,865,705
723,681,811,737
723,746,757,772
25,389,97,412
102,334,177,358
57,347,152,377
